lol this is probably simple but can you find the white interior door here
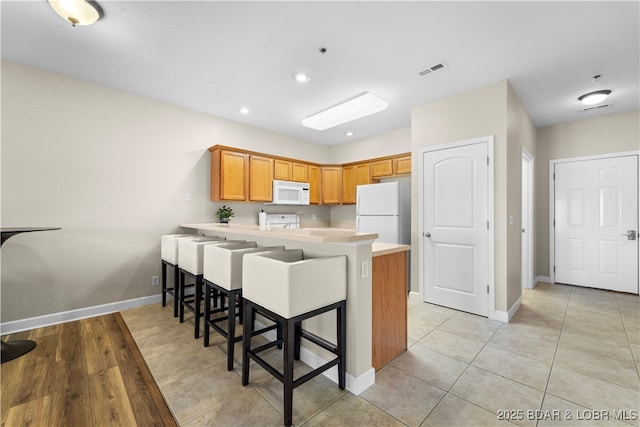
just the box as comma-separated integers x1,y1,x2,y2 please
422,141,490,316
521,150,534,289
554,155,639,293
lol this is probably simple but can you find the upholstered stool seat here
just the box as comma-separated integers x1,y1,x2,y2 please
241,249,347,426
160,234,198,317
178,236,229,338
202,243,284,370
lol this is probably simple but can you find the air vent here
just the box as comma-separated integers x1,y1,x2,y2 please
418,61,448,76
582,103,611,112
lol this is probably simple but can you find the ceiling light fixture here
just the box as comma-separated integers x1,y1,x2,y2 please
578,89,611,106
302,92,389,131
48,0,103,26
239,107,250,115
293,73,311,83
345,132,354,137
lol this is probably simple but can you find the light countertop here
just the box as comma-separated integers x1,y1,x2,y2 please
371,242,411,257
180,223,378,244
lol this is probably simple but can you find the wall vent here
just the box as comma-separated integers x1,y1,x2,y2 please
582,103,611,112
418,61,447,76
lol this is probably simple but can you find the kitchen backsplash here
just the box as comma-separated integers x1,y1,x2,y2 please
210,202,331,228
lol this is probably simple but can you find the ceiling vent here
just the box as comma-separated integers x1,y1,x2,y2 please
582,103,611,112
418,61,447,76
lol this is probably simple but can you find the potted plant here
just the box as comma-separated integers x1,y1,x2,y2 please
215,205,234,223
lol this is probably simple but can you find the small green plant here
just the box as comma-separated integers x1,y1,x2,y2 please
215,205,234,223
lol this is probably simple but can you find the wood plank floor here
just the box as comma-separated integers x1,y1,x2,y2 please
1,313,177,427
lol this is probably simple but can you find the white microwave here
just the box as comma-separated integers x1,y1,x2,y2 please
272,180,310,205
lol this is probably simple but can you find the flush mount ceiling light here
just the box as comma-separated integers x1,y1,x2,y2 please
48,0,103,26
578,90,612,106
239,107,250,115
302,92,389,131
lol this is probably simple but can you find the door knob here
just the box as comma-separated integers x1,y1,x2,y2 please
424,232,431,238
622,230,637,240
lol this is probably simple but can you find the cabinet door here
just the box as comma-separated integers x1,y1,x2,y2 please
356,162,371,185
291,162,309,183
342,165,356,204
211,149,247,201
371,159,393,178
274,159,292,181
249,155,274,201
309,165,321,204
394,155,412,175
321,167,342,204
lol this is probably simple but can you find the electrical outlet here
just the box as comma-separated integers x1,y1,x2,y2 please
361,260,369,278
152,275,160,286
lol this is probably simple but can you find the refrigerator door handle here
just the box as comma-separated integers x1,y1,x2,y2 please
356,195,360,215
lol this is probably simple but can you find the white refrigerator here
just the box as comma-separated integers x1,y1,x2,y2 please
356,181,411,244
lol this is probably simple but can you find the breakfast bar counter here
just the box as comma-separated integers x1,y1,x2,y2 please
180,222,379,394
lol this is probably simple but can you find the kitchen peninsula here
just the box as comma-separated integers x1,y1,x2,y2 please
180,223,409,394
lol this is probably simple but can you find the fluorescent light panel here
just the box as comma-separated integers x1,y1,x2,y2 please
302,92,388,131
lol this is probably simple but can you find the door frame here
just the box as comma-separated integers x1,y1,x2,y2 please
418,136,495,319
549,150,640,284
522,148,534,289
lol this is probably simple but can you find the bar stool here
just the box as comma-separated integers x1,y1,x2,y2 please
241,249,347,427
178,236,228,339
160,234,197,317
202,242,285,371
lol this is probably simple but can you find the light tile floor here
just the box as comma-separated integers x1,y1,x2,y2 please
120,283,640,426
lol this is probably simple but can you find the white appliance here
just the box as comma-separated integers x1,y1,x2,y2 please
272,180,310,205
356,181,410,244
265,213,300,228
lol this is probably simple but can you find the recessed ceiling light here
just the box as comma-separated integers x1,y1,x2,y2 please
302,92,389,131
578,90,611,106
239,107,250,115
345,132,354,137
293,73,311,83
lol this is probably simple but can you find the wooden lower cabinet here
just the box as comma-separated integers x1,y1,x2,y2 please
372,250,407,370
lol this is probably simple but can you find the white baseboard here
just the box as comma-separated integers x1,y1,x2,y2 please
494,296,522,323
534,276,551,287
255,320,375,395
0,294,162,335
408,291,422,301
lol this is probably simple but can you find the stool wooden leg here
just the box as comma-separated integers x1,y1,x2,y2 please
283,318,295,427
203,283,211,347
194,276,202,339
294,322,302,360
241,300,254,386
173,265,180,318
338,300,346,390
179,270,186,323
161,261,167,307
227,290,236,371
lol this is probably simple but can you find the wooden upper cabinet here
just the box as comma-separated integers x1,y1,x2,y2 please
308,165,321,204
291,162,309,183
370,159,394,178
249,155,274,202
342,163,371,204
274,159,291,181
394,155,412,175
342,165,356,204
210,148,247,201
321,166,342,204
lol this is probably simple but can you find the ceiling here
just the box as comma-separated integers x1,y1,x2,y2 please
2,1,638,146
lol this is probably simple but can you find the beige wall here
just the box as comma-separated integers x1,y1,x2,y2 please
411,81,512,312
328,127,411,164
535,111,640,277
506,84,537,308
0,61,330,322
